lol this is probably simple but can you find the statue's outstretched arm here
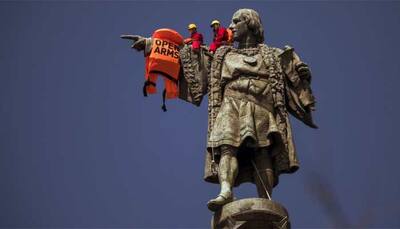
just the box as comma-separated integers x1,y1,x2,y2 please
120,34,154,58
121,34,209,107
120,35,147,51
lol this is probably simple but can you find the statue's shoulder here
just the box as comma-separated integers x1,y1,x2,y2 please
211,45,233,67
215,45,233,57
258,43,285,56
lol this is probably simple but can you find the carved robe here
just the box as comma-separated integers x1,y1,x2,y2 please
147,39,317,187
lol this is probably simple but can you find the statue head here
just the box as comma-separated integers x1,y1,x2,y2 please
229,9,264,45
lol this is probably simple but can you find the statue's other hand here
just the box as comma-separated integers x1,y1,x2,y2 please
120,34,146,51
295,62,311,81
306,102,316,112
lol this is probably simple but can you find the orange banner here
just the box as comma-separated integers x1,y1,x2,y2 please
149,38,180,63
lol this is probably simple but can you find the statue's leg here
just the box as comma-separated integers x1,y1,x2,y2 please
207,144,238,211
253,147,274,199
219,144,239,197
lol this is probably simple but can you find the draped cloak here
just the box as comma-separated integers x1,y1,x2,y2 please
145,39,317,187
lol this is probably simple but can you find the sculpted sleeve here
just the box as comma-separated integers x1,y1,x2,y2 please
144,38,153,56
279,46,317,128
178,45,211,106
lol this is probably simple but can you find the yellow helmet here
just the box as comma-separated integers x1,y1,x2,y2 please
187,23,197,30
210,20,220,27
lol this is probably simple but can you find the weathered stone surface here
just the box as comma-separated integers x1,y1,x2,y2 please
211,198,290,229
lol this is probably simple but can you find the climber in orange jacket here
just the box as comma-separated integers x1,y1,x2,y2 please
184,23,204,52
209,20,230,53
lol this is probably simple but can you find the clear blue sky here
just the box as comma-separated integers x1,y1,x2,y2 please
1,1,399,228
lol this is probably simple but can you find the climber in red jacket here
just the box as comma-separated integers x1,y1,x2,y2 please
209,20,229,53
184,23,204,52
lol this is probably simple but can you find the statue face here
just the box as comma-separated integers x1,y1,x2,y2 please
229,10,249,42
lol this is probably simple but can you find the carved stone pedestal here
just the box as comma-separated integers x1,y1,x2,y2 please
211,198,290,229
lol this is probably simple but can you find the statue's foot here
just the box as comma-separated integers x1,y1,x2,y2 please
207,192,233,212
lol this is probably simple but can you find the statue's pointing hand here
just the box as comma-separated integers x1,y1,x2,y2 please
120,35,146,51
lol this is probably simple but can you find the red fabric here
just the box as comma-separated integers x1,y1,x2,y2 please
190,32,203,50
209,26,228,52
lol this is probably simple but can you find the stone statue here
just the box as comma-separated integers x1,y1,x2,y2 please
122,8,316,229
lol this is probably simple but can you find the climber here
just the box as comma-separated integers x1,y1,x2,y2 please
184,23,204,52
209,20,230,53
